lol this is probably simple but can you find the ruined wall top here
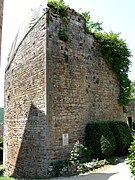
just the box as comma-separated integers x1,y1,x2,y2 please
6,6,86,70
6,6,46,69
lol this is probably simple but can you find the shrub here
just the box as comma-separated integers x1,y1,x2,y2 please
51,159,69,177
107,121,133,155
127,137,135,177
76,158,109,174
85,121,116,159
70,141,91,166
0,138,3,161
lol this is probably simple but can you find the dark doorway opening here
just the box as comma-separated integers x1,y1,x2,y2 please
127,116,132,128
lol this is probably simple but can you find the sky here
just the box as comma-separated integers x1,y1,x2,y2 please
0,0,135,108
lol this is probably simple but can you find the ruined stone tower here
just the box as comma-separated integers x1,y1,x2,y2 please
4,7,124,178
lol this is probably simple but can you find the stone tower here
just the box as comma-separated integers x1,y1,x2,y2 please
4,7,124,178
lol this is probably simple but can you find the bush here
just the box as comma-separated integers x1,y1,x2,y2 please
107,121,133,155
51,159,69,177
85,121,116,159
127,137,135,177
0,138,3,161
70,141,91,165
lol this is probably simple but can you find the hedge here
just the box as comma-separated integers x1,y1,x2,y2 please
85,121,116,159
127,137,135,177
107,121,133,155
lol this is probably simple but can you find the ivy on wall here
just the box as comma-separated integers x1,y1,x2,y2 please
81,11,132,107
48,0,69,41
47,0,132,107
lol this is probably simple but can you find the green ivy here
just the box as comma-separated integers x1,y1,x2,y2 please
47,0,69,41
47,0,69,14
47,1,132,106
127,137,135,177
82,11,132,107
58,30,68,42
93,32,132,106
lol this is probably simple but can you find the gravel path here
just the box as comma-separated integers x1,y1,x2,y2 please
50,157,134,180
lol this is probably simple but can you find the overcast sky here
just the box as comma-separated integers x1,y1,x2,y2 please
0,0,135,107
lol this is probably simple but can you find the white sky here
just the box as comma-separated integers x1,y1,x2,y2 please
0,0,135,107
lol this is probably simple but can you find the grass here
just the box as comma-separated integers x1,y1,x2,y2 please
0,175,16,180
0,164,16,180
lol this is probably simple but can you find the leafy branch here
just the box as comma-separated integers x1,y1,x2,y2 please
81,11,103,33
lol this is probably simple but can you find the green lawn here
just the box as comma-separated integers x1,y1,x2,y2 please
0,164,16,180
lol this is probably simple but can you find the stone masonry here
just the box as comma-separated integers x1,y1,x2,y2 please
4,8,124,178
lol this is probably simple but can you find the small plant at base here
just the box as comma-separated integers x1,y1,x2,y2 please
51,159,69,177
70,141,91,166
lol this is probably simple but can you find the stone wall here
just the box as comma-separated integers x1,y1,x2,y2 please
4,8,124,178
4,13,48,178
126,99,135,127
46,8,123,161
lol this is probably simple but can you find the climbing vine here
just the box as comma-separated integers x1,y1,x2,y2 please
93,31,132,106
47,1,132,107
82,11,132,107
